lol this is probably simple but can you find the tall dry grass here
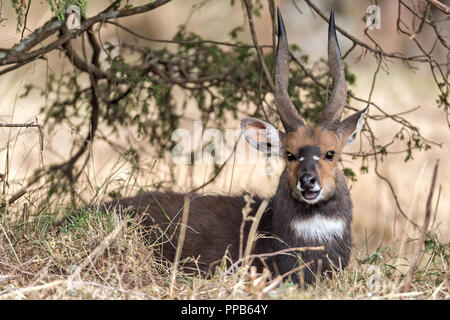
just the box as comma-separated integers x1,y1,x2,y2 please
0,168,447,299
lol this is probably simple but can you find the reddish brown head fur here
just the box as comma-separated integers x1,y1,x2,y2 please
241,9,368,205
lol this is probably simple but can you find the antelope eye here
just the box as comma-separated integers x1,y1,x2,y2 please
325,151,335,161
286,152,296,161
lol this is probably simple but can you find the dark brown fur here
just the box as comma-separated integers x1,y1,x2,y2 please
105,165,352,283
106,191,269,273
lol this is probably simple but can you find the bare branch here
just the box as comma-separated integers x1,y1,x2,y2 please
105,20,273,48
243,0,275,92
300,0,431,63
0,0,172,74
425,0,449,15
0,122,43,151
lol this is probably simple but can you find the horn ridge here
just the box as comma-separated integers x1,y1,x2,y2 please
318,11,348,131
274,8,304,132
276,8,289,92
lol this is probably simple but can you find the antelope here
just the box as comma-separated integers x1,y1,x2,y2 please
107,9,368,284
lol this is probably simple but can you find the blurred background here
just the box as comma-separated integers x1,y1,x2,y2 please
0,0,448,259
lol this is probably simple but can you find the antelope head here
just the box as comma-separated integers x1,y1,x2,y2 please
241,9,368,205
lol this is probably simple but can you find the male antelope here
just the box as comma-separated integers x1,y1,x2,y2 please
108,10,367,284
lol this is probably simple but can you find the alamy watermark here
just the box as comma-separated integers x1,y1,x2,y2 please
171,121,281,175
66,5,81,30
366,265,382,293
366,5,381,30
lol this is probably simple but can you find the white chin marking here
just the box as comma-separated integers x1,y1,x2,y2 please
301,189,323,204
292,215,346,242
296,183,323,204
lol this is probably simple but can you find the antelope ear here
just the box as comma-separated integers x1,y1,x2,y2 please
338,106,368,146
240,117,284,156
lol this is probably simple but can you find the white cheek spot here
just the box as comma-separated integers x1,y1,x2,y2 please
292,215,346,242
299,157,304,162
312,155,320,161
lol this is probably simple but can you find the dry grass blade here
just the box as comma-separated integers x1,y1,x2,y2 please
225,246,324,275
378,291,427,299
243,199,269,264
239,194,255,260
170,195,190,298
402,159,440,293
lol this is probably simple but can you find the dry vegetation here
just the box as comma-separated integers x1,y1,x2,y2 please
0,159,448,300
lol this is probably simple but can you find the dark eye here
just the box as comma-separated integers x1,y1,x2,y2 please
325,151,335,161
286,152,296,161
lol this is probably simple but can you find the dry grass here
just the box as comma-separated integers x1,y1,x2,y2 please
0,183,448,300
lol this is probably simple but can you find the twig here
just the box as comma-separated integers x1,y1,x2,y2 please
19,203,28,241
425,0,449,15
105,21,273,48
300,0,431,62
0,170,43,209
0,123,41,128
409,3,430,39
20,0,32,40
243,0,275,92
189,132,243,194
29,257,54,286
373,291,427,299
402,159,440,293
0,122,44,151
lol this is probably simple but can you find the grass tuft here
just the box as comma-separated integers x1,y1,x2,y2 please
0,200,448,300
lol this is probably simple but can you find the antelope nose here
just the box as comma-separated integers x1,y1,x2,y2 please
299,173,316,190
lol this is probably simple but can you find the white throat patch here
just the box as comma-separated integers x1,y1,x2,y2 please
292,215,346,242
